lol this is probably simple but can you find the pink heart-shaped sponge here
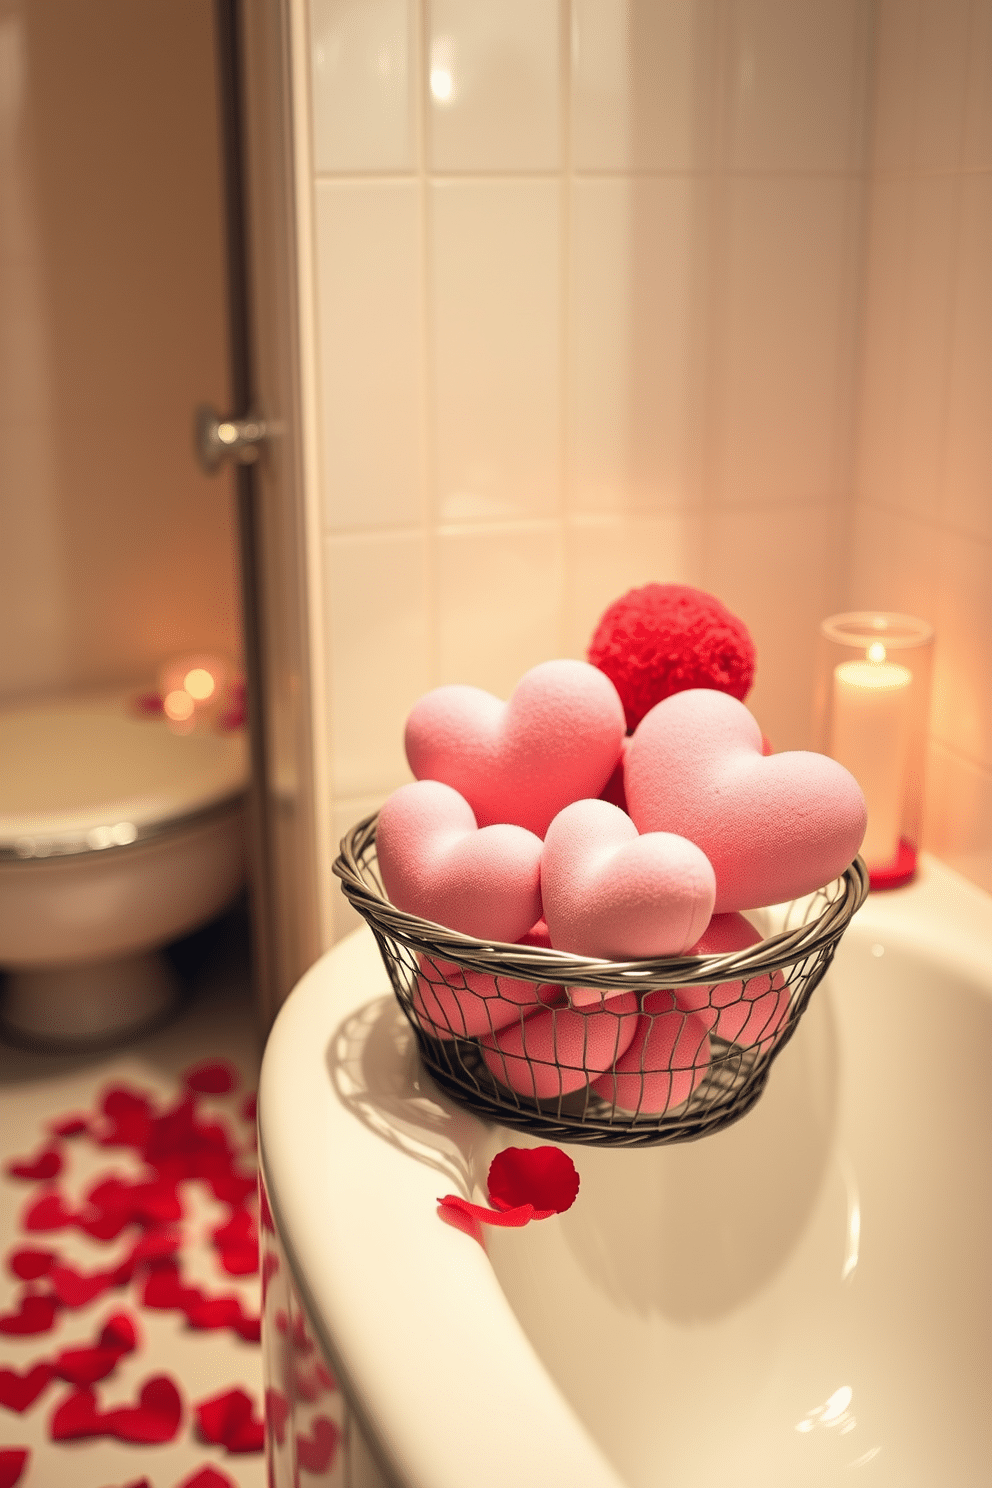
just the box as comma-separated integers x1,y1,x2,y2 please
376,780,543,943
675,912,790,1049
541,799,716,960
405,659,626,837
625,689,867,912
413,924,561,1040
482,995,641,1100
591,1007,711,1114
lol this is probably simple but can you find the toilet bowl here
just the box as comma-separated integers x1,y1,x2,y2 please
0,690,249,1046
259,856,992,1487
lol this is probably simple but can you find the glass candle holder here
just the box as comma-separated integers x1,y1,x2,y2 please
814,612,934,890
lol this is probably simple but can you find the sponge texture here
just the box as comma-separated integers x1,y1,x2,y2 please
482,995,640,1100
588,583,756,731
625,689,867,912
591,1005,711,1113
676,912,790,1049
404,659,626,838
412,924,556,1040
376,780,543,942
541,798,716,959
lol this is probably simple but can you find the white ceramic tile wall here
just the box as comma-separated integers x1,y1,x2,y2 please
301,0,992,937
849,0,992,893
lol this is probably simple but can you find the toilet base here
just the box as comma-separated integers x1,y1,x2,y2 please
1,950,180,1051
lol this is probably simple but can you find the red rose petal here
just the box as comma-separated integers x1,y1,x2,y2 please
106,1373,182,1444
6,1147,63,1182
185,1297,242,1330
141,1264,204,1314
50,1386,103,1440
177,1469,236,1488
437,1195,549,1228
48,1262,115,1308
241,1093,257,1122
194,1386,264,1453
0,1449,29,1488
0,1363,55,1412
22,1190,75,1232
99,1312,139,1356
183,1060,238,1095
265,1386,289,1446
488,1145,580,1215
216,1243,258,1276
8,1248,55,1281
0,1293,58,1335
53,1347,122,1387
98,1086,154,1148
232,1313,261,1344
297,1416,340,1475
53,1312,139,1384
50,1115,89,1137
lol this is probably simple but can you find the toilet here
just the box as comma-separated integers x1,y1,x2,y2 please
0,690,249,1047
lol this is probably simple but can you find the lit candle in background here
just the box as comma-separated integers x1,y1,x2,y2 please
831,642,913,869
157,654,230,732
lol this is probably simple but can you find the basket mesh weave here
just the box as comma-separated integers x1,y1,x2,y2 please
334,815,869,1148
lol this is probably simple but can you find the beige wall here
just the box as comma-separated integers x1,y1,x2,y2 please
0,0,241,703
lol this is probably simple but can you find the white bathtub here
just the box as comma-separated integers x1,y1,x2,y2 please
258,854,992,1487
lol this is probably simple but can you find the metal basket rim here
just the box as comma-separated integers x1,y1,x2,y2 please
333,811,870,988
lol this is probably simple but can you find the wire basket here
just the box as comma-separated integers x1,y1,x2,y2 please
333,815,869,1149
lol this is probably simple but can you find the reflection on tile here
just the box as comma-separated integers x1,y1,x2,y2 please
436,523,563,695
568,178,708,516
431,181,560,523
923,742,992,896
311,0,414,173
570,0,715,171
703,503,842,750
856,175,959,520
428,0,560,170
725,0,871,172
715,177,860,508
325,531,429,797
564,513,703,658
315,182,423,530
871,0,971,173
942,176,992,542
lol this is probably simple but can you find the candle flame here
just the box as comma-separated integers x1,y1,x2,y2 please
867,642,887,663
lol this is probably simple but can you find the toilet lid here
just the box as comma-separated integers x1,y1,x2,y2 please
0,692,249,858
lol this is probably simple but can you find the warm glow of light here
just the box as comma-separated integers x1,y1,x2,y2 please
430,67,453,101
867,641,887,662
821,1385,853,1422
163,689,194,721
183,667,216,700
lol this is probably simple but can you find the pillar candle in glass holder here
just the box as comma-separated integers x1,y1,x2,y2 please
830,645,912,869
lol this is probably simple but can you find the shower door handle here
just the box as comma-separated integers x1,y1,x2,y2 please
195,404,276,473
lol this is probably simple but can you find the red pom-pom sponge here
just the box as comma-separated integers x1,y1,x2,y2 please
587,583,756,732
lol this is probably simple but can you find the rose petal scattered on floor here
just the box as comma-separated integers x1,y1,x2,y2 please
5,1147,63,1182
194,1386,265,1453
0,1293,58,1336
176,1467,236,1488
0,1448,29,1488
183,1060,239,1095
0,1363,55,1413
7,1248,55,1281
